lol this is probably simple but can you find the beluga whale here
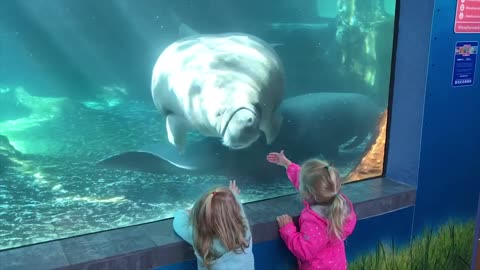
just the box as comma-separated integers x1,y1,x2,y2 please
151,26,285,152
98,92,382,178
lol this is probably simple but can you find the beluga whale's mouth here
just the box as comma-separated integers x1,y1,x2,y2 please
221,106,260,150
221,107,256,137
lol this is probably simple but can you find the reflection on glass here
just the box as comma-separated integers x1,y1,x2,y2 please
0,0,396,250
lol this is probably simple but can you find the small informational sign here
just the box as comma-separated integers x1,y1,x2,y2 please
454,0,480,33
452,41,478,87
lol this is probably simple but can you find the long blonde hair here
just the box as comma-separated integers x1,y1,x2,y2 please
190,187,250,269
300,159,349,240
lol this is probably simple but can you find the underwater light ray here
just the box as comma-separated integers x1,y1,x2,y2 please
111,0,191,98
23,1,119,91
114,1,157,55
81,0,152,90
47,2,120,88
115,2,177,55
5,1,97,97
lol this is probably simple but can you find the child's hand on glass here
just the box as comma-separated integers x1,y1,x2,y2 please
229,180,241,195
276,214,293,228
267,150,291,168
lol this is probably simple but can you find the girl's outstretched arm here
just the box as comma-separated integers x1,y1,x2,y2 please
266,151,300,190
173,209,194,245
286,162,302,190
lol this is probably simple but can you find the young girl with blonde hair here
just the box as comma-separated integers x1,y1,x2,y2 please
173,180,254,270
267,150,357,270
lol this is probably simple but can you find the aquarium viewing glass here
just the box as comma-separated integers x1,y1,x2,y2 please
0,0,397,250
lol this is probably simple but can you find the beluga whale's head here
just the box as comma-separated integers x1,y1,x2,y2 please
220,104,261,150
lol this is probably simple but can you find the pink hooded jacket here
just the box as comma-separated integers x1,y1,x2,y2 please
279,163,357,270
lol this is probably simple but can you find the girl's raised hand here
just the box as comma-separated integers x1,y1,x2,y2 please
266,150,291,168
229,180,241,195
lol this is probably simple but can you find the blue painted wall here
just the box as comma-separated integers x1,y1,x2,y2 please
385,0,434,187
472,194,480,268
412,0,480,232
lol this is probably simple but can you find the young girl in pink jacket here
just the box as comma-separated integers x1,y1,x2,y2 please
267,150,357,270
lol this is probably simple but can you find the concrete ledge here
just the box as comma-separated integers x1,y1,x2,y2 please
0,177,416,270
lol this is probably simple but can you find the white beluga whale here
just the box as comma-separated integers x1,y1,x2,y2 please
97,92,382,178
151,25,285,152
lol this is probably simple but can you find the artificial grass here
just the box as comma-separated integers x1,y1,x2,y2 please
349,220,475,270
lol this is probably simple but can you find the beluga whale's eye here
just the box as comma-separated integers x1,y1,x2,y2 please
216,108,225,117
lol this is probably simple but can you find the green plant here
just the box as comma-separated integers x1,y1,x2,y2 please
349,220,475,270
